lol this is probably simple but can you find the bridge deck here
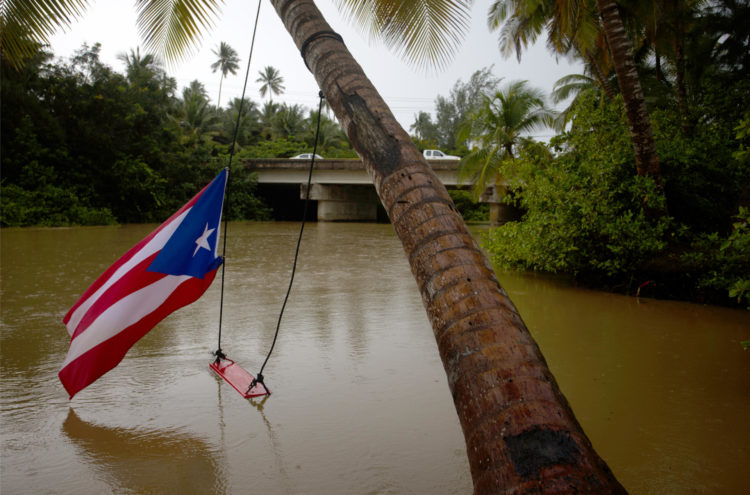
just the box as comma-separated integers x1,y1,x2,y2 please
244,158,466,186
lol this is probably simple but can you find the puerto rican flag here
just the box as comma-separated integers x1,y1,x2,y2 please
59,169,228,399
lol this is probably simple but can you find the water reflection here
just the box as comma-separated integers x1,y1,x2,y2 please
1,223,747,494
62,408,222,494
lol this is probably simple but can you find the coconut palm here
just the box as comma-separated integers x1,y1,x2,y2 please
551,70,613,129
210,41,240,109
3,1,627,492
457,80,556,200
489,0,664,194
595,0,663,191
221,97,260,146
117,47,160,85
304,110,346,151
256,65,285,103
270,103,305,140
265,4,625,491
171,80,218,146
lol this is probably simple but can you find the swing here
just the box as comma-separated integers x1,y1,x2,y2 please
210,357,269,398
209,0,324,399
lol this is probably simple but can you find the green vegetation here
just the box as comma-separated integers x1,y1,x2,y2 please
408,1,749,307
480,84,749,306
1,45,356,227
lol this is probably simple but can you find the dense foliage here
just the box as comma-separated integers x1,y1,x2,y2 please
1,44,356,227
483,82,749,305
408,1,749,306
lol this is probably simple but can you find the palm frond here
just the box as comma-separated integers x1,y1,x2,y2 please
1,0,90,70
135,0,222,66
334,0,472,72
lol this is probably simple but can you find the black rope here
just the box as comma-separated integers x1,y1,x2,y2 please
249,91,326,395
300,30,343,69
215,0,263,362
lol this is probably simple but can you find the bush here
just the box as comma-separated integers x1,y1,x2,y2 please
484,94,671,279
680,209,750,308
449,189,489,222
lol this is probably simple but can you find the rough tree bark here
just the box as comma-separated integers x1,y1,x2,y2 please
596,0,663,187
270,1,627,493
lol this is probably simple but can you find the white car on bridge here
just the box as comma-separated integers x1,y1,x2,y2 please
423,149,460,160
291,153,323,160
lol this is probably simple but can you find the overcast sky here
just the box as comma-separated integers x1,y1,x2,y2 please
49,0,582,138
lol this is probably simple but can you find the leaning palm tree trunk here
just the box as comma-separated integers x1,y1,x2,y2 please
596,0,662,187
270,1,626,493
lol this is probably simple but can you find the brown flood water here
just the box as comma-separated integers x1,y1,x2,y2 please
1,222,748,494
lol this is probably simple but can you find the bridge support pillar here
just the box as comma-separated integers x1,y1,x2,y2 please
480,185,520,226
301,183,379,221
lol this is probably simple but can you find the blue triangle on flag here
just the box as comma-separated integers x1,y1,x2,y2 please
148,169,227,279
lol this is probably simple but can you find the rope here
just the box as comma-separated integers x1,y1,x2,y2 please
249,91,326,394
215,0,263,362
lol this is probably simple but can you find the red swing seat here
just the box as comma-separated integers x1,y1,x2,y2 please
210,358,270,398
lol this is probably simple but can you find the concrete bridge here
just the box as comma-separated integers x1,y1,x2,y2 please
244,158,511,223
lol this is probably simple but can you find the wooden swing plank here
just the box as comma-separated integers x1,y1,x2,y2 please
210,359,269,398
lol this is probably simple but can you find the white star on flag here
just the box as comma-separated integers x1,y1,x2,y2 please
193,223,216,256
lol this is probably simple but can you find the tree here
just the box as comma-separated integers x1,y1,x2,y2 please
433,67,501,150
4,1,626,491
551,72,609,128
270,103,306,140
210,41,239,109
594,0,664,191
489,0,665,203
409,111,439,144
457,80,556,199
171,80,218,146
117,47,160,86
267,2,625,492
219,97,260,147
256,65,285,103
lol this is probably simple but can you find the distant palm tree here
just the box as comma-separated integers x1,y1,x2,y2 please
271,103,305,139
221,97,260,146
457,80,555,199
551,73,604,129
210,41,239,109
256,65,285,103
117,47,159,85
171,80,218,146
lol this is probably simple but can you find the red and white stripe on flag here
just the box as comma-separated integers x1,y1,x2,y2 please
60,170,226,399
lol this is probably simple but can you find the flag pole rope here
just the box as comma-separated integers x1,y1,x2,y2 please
249,91,325,394
215,0,263,362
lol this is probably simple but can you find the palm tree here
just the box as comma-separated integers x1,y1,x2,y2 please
221,97,260,146
4,1,627,492
489,0,664,198
117,47,160,85
270,103,306,139
268,2,625,491
551,72,611,129
595,0,663,191
304,110,346,151
171,80,218,146
457,80,556,202
210,41,240,109
256,65,285,103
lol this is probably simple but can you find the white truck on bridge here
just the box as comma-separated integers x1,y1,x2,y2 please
423,149,460,160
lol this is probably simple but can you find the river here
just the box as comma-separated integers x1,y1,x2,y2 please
1,222,748,494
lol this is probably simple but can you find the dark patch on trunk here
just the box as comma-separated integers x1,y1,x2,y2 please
338,88,400,177
504,426,580,479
